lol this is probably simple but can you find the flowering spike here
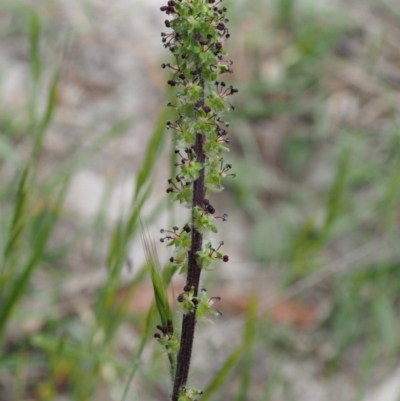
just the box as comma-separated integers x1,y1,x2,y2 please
157,2,236,399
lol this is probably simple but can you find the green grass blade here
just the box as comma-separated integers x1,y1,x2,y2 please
140,220,176,378
31,335,129,372
0,184,67,348
168,129,178,226
106,185,151,281
201,347,242,401
98,186,152,331
40,68,60,132
28,10,41,124
49,118,133,186
134,105,168,200
323,150,350,235
236,297,257,401
3,164,30,263
33,69,60,160
140,221,172,327
29,11,41,84
120,303,157,401
276,0,295,28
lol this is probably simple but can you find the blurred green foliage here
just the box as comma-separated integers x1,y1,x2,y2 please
0,0,399,400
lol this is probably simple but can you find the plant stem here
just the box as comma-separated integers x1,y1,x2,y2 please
172,81,205,401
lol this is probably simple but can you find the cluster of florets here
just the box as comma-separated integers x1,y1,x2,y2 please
178,386,203,401
154,320,174,338
160,224,191,247
154,320,180,355
177,286,222,319
199,199,228,223
166,175,190,193
160,1,178,15
198,240,229,265
160,0,231,56
159,0,234,83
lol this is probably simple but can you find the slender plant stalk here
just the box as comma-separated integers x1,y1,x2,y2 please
173,118,206,399
153,1,238,400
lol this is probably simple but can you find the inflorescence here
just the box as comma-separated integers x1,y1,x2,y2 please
155,1,238,400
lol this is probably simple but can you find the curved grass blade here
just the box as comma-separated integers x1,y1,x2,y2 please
200,347,242,401
33,69,60,161
236,296,257,401
0,183,68,348
140,219,176,378
140,220,173,327
135,105,169,200
120,303,157,401
2,164,30,264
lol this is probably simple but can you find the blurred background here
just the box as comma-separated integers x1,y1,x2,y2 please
1,0,400,400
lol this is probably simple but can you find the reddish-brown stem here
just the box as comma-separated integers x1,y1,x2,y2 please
172,80,205,401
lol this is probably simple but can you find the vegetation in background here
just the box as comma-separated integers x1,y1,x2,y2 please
227,0,400,394
0,0,399,400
